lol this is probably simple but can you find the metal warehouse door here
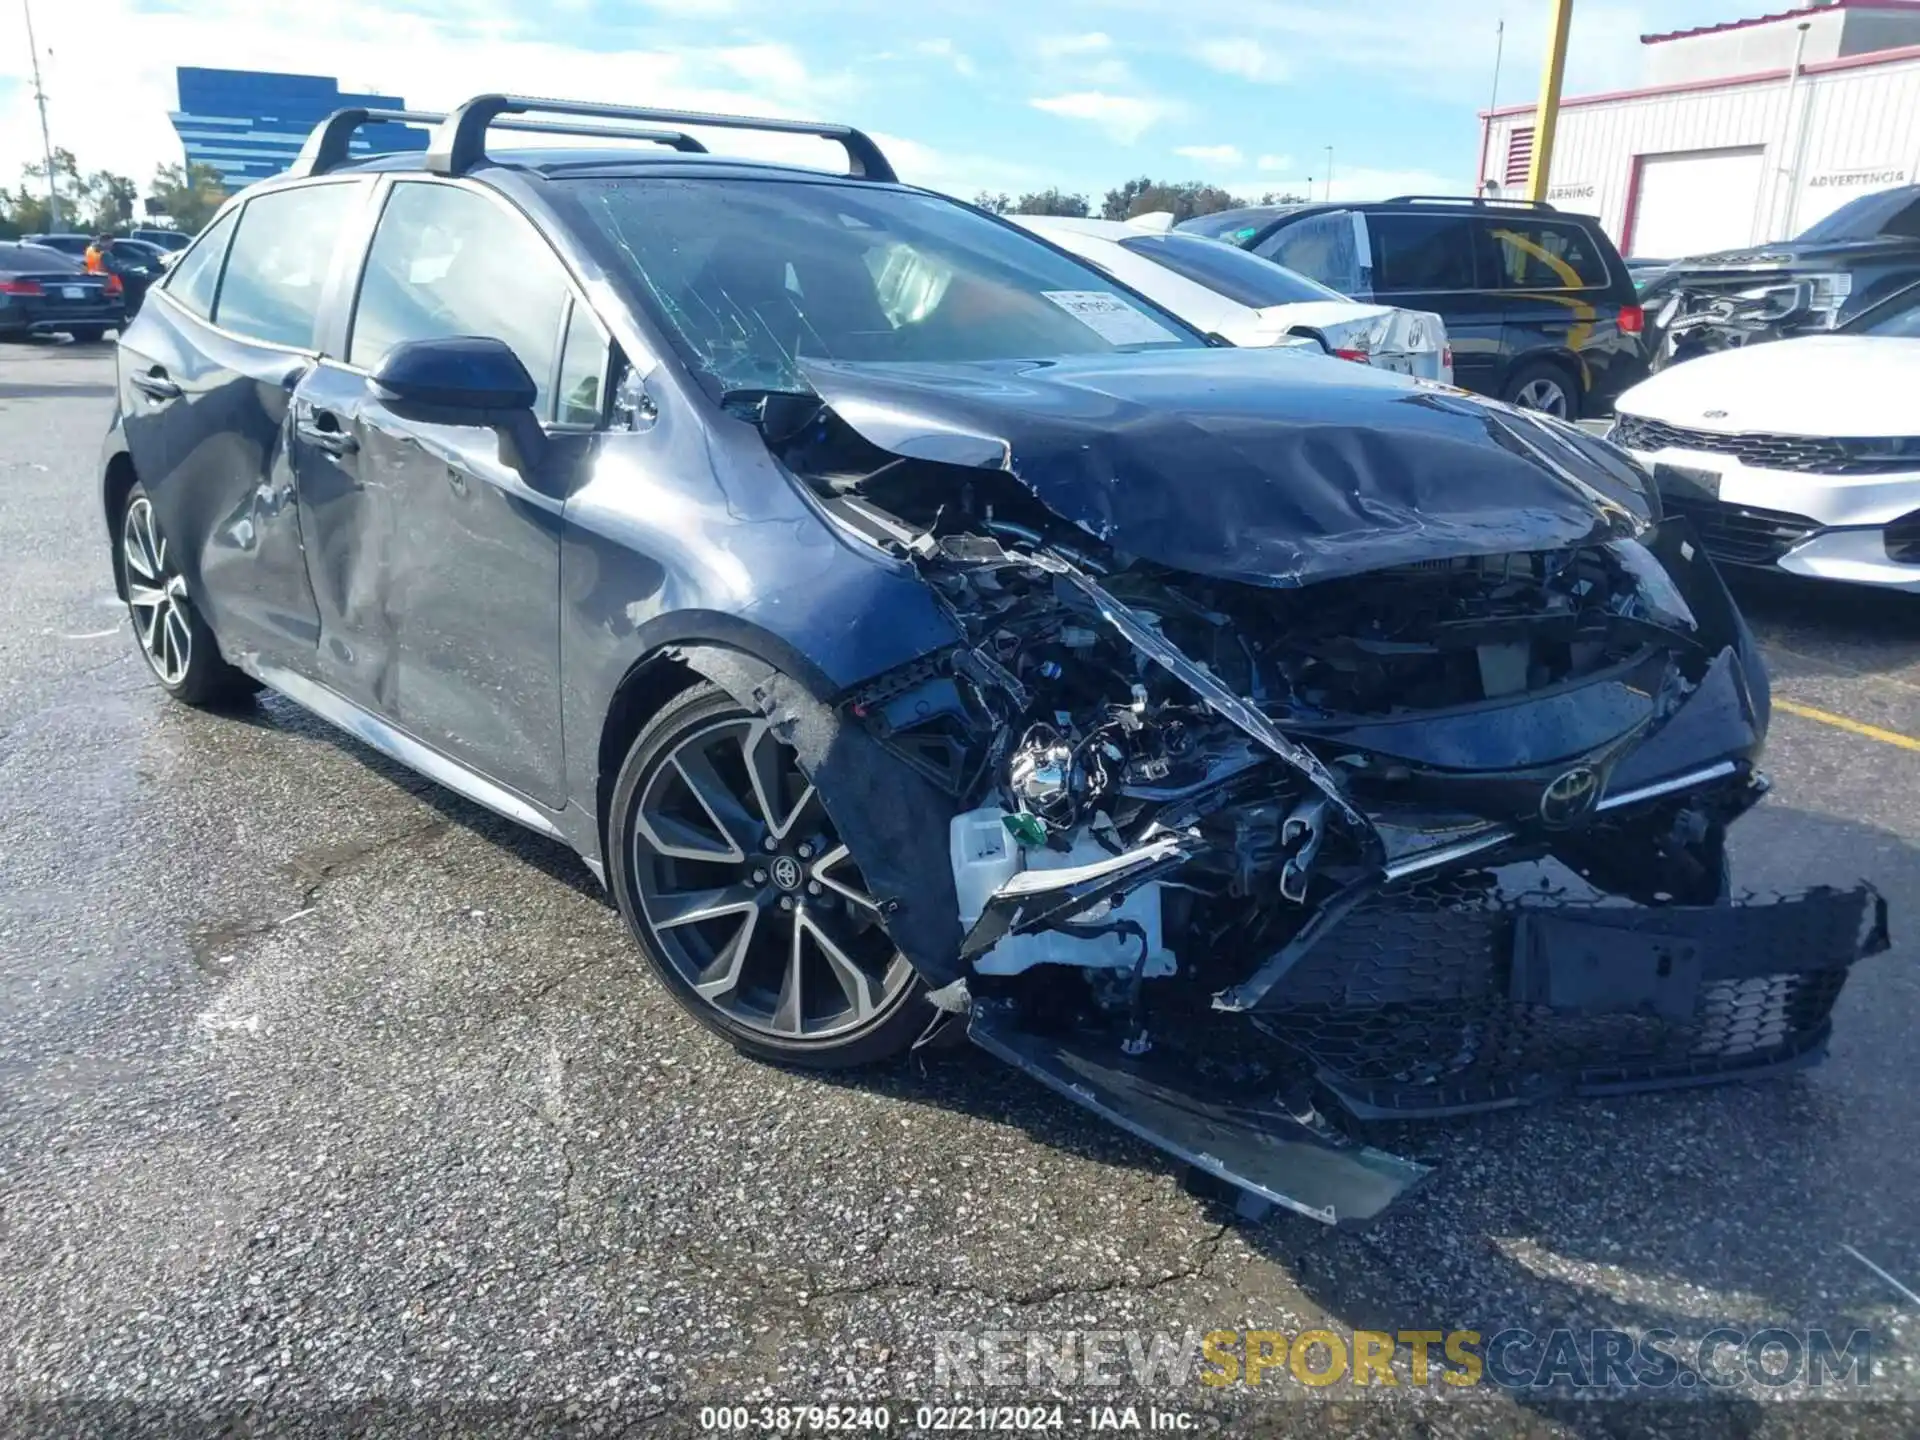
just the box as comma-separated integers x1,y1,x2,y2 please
1627,147,1767,257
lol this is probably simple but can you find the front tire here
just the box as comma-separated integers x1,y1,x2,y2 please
120,484,256,707
608,683,926,1068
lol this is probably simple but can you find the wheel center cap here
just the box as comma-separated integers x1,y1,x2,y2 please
770,855,803,892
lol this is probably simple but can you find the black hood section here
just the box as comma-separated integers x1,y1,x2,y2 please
799,349,1655,587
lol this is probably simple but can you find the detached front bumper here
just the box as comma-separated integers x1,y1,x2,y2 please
968,872,1887,1227
1254,870,1888,1119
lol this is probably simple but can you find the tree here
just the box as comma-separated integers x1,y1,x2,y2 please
1101,177,1248,223
972,190,1013,214
1012,187,1090,217
147,162,230,234
80,171,139,233
1257,190,1310,206
0,147,83,233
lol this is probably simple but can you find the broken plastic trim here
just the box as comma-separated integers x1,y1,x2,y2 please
958,832,1197,960
968,1004,1431,1226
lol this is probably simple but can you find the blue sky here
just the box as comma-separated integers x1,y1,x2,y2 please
4,0,1754,203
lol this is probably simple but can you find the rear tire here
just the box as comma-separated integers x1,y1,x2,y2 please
119,483,257,708
1503,361,1581,421
608,682,927,1068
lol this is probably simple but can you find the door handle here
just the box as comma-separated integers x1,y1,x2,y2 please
295,415,359,458
129,369,181,401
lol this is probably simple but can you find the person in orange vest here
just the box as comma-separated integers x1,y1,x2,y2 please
83,235,114,274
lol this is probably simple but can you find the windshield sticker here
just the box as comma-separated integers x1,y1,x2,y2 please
1041,290,1179,346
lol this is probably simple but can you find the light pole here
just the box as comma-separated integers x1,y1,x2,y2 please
1324,146,1334,202
23,0,60,230
1525,0,1574,203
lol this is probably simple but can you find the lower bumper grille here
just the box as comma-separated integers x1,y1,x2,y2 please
1252,868,1884,1117
1660,494,1822,567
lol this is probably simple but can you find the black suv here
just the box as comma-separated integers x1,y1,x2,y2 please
1181,196,1649,419
99,95,1880,1225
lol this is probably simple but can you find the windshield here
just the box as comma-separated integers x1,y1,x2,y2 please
1795,186,1920,243
1177,207,1295,244
562,177,1199,392
1118,232,1346,308
1844,282,1920,337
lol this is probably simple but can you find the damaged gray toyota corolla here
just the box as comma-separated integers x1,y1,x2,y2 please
105,105,1887,1226
752,352,1888,1223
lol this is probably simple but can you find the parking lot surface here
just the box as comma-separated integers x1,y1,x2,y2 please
3,341,1918,1437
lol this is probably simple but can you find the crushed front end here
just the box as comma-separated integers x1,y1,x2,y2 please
763,357,1890,1225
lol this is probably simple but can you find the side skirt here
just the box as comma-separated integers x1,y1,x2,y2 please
248,661,601,883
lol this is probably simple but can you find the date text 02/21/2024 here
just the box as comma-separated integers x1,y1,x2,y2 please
696,1403,1200,1431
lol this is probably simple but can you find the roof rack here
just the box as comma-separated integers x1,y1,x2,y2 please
1385,194,1558,211
424,94,898,183
287,106,709,180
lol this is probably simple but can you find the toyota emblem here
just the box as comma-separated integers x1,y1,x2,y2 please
1702,409,1728,419
770,855,803,891
1539,766,1601,828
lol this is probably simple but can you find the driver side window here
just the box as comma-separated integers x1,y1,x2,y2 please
348,181,571,418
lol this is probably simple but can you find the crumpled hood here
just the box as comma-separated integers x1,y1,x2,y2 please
799,348,1654,586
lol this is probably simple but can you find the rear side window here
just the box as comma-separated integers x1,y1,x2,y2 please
162,209,238,321
1486,221,1608,290
349,182,570,417
1368,214,1479,292
214,184,362,348
1118,233,1347,307
1254,211,1372,295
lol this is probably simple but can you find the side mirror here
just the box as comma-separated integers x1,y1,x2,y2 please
368,335,537,416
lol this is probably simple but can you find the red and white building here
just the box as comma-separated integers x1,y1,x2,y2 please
1476,0,1920,257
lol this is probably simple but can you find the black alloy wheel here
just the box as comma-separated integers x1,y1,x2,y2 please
120,483,255,707
609,684,925,1067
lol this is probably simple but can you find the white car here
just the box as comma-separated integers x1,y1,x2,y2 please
1012,215,1452,384
1611,281,1920,591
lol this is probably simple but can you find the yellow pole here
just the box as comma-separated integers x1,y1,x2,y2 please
1525,0,1574,202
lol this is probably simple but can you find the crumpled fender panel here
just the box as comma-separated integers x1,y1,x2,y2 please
675,644,965,986
799,349,1656,587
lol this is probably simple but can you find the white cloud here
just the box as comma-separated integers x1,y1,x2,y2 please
1033,30,1130,87
711,43,825,97
1191,38,1291,85
1036,33,1114,58
1213,164,1470,205
0,0,866,189
1029,92,1178,145
1257,153,1295,171
1175,144,1244,168
914,38,977,79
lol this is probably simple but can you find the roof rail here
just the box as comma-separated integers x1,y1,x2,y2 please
288,106,709,179
288,108,440,180
1385,194,1558,211
425,94,897,182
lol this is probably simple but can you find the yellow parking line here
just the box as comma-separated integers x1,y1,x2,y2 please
1776,698,1920,753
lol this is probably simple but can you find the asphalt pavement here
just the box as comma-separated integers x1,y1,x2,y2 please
4,340,1919,1438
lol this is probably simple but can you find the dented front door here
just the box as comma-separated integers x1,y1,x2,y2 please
289,358,401,719
287,357,568,807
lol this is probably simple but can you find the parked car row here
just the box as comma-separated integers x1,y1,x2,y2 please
0,241,122,342
1180,195,1649,420
1611,278,1920,592
1013,215,1453,382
